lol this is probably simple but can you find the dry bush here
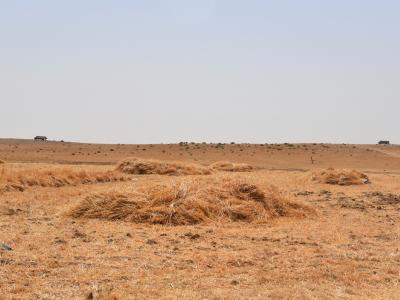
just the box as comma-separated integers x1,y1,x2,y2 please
0,167,129,192
312,168,370,185
69,176,314,225
116,157,211,176
210,161,254,172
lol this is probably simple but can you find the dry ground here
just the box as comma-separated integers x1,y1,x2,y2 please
1,139,399,299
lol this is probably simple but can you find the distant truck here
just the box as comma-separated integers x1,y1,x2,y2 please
34,136,47,141
378,140,390,145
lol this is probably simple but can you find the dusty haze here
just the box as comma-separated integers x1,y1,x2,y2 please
1,1,400,144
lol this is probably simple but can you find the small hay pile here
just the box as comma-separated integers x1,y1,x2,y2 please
312,168,370,186
210,161,254,172
116,157,211,176
69,176,314,225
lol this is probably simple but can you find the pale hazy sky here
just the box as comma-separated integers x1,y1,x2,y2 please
1,1,399,144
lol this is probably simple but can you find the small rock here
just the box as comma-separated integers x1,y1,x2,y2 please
0,243,12,251
319,190,331,196
72,230,86,239
87,291,94,300
230,280,239,285
296,191,314,196
190,234,201,240
10,184,25,192
54,237,67,244
184,232,201,240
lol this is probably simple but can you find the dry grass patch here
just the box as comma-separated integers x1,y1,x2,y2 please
69,175,314,225
210,161,254,172
116,157,211,176
312,168,370,185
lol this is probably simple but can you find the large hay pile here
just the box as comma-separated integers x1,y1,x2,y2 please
210,161,254,172
116,157,211,176
312,168,370,186
69,176,314,225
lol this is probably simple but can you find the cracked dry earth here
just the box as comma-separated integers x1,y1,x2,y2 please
1,168,399,300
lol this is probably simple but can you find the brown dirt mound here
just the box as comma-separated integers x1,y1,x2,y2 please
0,169,129,192
210,161,254,172
116,157,212,176
312,168,370,185
69,176,314,225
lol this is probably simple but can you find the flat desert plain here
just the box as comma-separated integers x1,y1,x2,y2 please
1,139,399,299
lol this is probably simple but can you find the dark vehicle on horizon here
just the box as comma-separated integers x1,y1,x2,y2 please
34,136,47,141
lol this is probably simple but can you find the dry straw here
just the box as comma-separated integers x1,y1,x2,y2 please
116,157,256,176
0,168,129,192
70,175,314,225
209,161,254,172
312,168,370,185
116,157,212,175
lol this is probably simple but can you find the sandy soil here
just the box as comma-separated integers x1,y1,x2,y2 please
0,139,399,299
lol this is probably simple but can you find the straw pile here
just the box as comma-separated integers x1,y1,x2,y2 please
312,168,370,185
0,168,129,192
69,176,314,225
116,157,211,176
210,161,254,172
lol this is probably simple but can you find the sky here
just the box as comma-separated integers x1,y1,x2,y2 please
1,1,399,144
